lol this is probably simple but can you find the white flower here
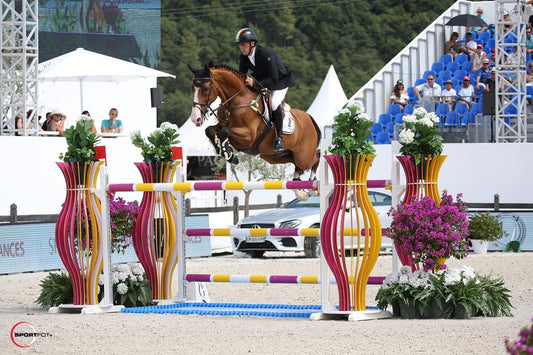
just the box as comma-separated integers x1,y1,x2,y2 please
160,121,179,132
118,272,128,282
402,114,416,123
130,263,144,276
413,107,428,116
359,112,372,122
427,112,440,124
117,282,128,295
79,114,91,122
353,100,364,113
118,264,130,273
129,130,141,140
419,116,433,127
112,272,119,284
398,274,409,284
461,266,476,280
136,275,144,282
399,128,415,144
338,106,350,115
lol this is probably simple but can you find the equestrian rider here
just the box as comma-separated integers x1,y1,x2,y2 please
235,27,295,153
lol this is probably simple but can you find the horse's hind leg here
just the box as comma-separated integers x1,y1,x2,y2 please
292,166,309,200
308,150,320,197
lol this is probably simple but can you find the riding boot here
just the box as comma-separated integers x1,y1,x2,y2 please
272,107,284,153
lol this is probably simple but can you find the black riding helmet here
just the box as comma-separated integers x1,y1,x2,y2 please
235,28,258,44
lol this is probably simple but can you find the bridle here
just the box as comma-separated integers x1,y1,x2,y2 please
192,75,256,125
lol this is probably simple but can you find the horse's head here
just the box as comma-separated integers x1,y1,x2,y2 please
188,64,218,126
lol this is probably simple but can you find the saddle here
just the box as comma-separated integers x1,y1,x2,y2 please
249,92,295,135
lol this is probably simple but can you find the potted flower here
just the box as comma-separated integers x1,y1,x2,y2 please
468,212,507,254
56,118,104,306
130,122,181,301
322,100,381,312
386,191,470,272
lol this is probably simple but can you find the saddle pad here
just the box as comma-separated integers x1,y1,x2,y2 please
261,102,295,135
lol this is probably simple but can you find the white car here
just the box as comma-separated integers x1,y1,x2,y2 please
235,190,393,258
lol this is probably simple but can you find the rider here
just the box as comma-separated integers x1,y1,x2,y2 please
235,27,295,153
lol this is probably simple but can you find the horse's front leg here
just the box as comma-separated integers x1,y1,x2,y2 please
206,126,238,164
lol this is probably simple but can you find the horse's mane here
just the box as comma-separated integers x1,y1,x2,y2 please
211,64,246,82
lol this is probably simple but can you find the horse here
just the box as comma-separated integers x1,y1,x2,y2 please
187,64,322,189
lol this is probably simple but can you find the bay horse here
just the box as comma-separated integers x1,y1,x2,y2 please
187,64,322,184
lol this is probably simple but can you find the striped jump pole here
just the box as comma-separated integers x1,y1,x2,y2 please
185,228,389,237
185,274,385,285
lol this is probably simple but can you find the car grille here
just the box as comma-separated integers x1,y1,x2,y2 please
237,241,277,251
239,223,275,228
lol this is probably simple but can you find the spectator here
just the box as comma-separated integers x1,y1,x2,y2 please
458,76,475,109
81,110,97,133
485,67,496,92
476,59,491,90
462,32,477,58
414,74,441,112
526,29,533,54
489,49,497,66
445,32,461,59
526,62,533,84
14,113,23,136
41,111,52,131
441,80,457,112
25,110,42,132
101,107,123,134
48,108,66,136
390,79,409,111
472,44,488,73
469,7,488,33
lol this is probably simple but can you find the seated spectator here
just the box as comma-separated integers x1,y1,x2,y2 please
414,74,441,112
527,62,533,84
47,108,66,136
489,49,496,66
441,80,457,112
527,29,533,54
458,76,475,109
476,59,491,90
81,110,97,133
469,7,488,33
462,32,477,58
41,112,52,131
101,107,123,134
484,67,496,92
25,110,42,132
445,32,461,59
472,44,488,72
390,80,409,111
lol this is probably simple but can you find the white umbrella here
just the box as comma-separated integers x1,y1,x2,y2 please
38,47,175,111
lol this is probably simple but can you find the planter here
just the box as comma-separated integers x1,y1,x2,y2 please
454,304,473,319
56,161,104,305
321,154,381,311
395,155,447,270
391,300,401,317
430,300,453,319
398,299,420,319
132,161,179,301
471,239,489,254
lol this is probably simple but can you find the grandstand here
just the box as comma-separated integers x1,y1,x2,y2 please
350,0,533,144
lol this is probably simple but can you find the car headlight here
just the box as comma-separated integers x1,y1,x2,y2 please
279,219,302,228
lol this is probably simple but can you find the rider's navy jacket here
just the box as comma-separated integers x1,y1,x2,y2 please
239,45,295,90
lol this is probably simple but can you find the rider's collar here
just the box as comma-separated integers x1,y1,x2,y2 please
248,46,256,66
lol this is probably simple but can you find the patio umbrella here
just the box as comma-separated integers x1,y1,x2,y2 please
38,48,175,111
445,14,487,28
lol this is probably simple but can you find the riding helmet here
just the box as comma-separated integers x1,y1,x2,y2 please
235,28,258,44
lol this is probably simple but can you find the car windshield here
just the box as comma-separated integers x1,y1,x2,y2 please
283,196,320,208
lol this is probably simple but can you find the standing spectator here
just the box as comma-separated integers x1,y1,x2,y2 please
458,76,475,109
476,59,491,90
414,74,441,112
41,111,52,131
81,110,97,133
440,80,457,112
48,108,66,136
485,67,496,92
526,29,533,54
469,7,488,33
445,32,461,59
14,113,23,136
526,62,533,84
390,80,409,111
472,44,488,73
101,107,123,134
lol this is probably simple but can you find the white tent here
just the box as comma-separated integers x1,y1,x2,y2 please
306,65,347,130
38,48,175,135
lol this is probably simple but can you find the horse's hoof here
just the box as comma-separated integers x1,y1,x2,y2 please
308,189,320,197
228,155,239,165
294,189,308,201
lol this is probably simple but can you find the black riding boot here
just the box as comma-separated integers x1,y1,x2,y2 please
272,107,284,153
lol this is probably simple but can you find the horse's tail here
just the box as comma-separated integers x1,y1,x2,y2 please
307,114,322,148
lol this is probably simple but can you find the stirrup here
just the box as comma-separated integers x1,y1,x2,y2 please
273,137,284,153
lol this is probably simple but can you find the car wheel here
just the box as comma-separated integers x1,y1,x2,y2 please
304,224,320,258
247,250,265,258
